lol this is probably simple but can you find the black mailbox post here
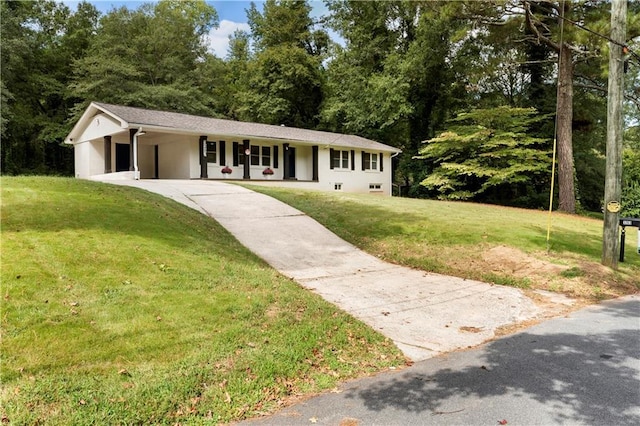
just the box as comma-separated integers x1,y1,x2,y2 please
619,217,640,262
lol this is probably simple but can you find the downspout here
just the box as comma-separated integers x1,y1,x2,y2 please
133,127,144,180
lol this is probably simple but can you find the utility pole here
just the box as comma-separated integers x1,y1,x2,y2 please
602,0,626,268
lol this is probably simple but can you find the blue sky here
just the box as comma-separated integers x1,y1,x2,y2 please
62,1,335,58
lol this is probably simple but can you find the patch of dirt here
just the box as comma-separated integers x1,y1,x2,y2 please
459,326,483,333
482,245,566,280
478,245,639,301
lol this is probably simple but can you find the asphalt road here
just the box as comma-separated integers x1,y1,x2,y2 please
243,294,640,426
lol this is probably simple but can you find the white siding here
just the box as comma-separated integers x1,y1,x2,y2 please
74,140,104,178
158,141,191,179
76,113,124,143
189,139,200,178
138,145,155,179
321,149,393,195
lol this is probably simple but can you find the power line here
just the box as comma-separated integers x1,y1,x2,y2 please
556,12,640,62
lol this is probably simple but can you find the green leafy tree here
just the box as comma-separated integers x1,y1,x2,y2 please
70,0,218,116
520,0,640,213
235,0,327,128
622,127,640,217
1,0,99,175
417,106,551,205
323,0,469,194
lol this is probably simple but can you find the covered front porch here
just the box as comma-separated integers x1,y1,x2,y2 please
98,128,320,182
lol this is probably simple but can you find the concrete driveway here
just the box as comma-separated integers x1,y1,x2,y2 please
99,179,572,361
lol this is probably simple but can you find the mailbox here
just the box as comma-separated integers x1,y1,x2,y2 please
619,218,640,261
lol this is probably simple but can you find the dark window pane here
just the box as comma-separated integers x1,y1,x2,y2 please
262,146,271,166
206,141,216,163
364,152,371,170
251,145,260,166
331,149,340,168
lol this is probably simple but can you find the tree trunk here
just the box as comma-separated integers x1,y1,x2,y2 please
556,44,576,213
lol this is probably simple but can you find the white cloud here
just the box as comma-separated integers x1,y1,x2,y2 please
207,20,250,58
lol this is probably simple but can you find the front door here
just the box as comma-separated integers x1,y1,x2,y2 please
115,143,130,172
287,147,296,179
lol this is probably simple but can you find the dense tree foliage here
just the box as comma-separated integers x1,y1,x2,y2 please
622,126,640,217
70,0,218,116
1,0,99,175
1,0,638,215
417,107,551,205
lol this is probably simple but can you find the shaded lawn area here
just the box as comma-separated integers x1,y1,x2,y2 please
247,186,639,300
0,177,405,424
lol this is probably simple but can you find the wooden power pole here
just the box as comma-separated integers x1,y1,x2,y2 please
602,0,627,268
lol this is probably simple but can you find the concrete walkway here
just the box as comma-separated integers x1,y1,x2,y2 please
100,179,569,361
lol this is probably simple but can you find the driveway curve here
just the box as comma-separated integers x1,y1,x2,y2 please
99,179,564,361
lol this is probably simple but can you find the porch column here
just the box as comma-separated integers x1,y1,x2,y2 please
104,136,112,174
129,129,136,171
283,143,290,180
243,139,250,179
312,145,319,181
199,135,208,179
154,145,159,179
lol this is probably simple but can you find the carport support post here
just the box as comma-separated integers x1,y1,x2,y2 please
199,136,208,179
243,139,250,179
104,136,112,174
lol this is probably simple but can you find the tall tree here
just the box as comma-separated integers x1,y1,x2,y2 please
236,0,328,128
323,0,469,195
70,0,218,116
1,0,99,175
523,0,578,213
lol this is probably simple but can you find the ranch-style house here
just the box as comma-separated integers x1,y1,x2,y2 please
65,102,402,195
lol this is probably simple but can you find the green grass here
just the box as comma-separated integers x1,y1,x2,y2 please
0,177,405,424
246,186,639,298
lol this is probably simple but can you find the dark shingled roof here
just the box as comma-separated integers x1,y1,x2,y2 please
94,102,401,153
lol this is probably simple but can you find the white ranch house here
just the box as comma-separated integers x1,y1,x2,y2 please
65,102,401,195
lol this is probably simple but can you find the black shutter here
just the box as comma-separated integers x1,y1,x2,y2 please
330,148,335,169
220,141,226,166
361,151,365,171
351,150,355,170
274,146,279,168
233,142,239,166
379,152,383,172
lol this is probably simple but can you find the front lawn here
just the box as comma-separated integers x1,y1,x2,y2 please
248,186,639,300
0,177,405,424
